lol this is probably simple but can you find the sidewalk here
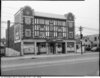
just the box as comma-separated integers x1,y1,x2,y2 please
1,52,99,61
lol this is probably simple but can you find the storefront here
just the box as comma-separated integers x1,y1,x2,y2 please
36,42,66,55
23,42,35,55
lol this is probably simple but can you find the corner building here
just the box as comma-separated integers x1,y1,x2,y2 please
10,6,76,55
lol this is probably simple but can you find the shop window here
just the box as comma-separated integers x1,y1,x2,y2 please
25,29,31,37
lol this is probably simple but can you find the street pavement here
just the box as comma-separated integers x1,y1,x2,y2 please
1,52,99,76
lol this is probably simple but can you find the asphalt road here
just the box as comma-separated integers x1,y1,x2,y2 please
1,53,99,76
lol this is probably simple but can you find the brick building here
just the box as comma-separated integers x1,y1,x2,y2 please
6,6,76,56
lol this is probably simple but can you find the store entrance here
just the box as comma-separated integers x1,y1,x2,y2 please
62,43,65,54
49,43,56,54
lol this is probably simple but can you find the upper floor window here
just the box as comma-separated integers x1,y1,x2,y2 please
39,19,44,24
62,21,66,26
35,18,37,24
45,20,49,25
25,29,31,37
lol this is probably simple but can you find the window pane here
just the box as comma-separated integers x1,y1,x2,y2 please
63,21,66,26
45,20,49,25
35,18,37,24
37,31,39,37
39,19,44,24
35,25,37,30
63,27,66,32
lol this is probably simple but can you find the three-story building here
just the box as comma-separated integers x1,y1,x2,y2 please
6,6,76,56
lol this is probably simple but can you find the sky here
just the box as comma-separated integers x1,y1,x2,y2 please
1,0,99,38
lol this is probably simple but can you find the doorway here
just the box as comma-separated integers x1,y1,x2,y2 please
49,43,55,54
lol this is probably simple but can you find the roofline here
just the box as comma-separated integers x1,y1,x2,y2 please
14,7,23,16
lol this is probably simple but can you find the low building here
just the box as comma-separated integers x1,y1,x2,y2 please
0,41,6,56
6,6,76,56
76,34,99,50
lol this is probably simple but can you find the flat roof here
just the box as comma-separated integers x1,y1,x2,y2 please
34,11,66,20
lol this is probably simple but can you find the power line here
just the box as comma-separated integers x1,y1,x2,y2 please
0,21,99,31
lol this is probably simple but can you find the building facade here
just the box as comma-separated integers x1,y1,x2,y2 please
7,6,76,56
76,34,99,50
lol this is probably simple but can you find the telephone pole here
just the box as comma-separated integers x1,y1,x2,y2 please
79,26,83,54
7,20,10,48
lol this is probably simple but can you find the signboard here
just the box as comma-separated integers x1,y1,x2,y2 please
14,24,21,41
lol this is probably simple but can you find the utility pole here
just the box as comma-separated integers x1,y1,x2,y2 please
79,26,83,54
7,20,10,48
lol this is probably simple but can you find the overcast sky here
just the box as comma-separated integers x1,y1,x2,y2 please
1,0,99,38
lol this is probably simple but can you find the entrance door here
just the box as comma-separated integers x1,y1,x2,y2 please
49,43,55,54
62,43,65,54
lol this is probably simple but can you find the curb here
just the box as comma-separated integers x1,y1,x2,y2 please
1,52,98,61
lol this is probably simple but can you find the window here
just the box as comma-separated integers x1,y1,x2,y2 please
54,26,56,32
25,29,31,37
69,32,73,38
40,31,45,38
35,18,37,24
63,27,66,32
37,25,40,30
62,22,66,26
39,19,44,24
54,20,57,25
63,33,66,37
37,18,39,24
50,24,54,31
35,25,37,30
55,32,57,37
49,20,53,24
58,28,62,38
45,20,49,25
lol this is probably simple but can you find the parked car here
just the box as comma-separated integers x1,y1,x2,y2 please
91,47,100,52
85,47,91,51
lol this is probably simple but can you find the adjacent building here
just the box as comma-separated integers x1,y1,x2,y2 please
76,34,99,49
6,6,76,56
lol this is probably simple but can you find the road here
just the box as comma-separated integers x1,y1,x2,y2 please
1,53,99,76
